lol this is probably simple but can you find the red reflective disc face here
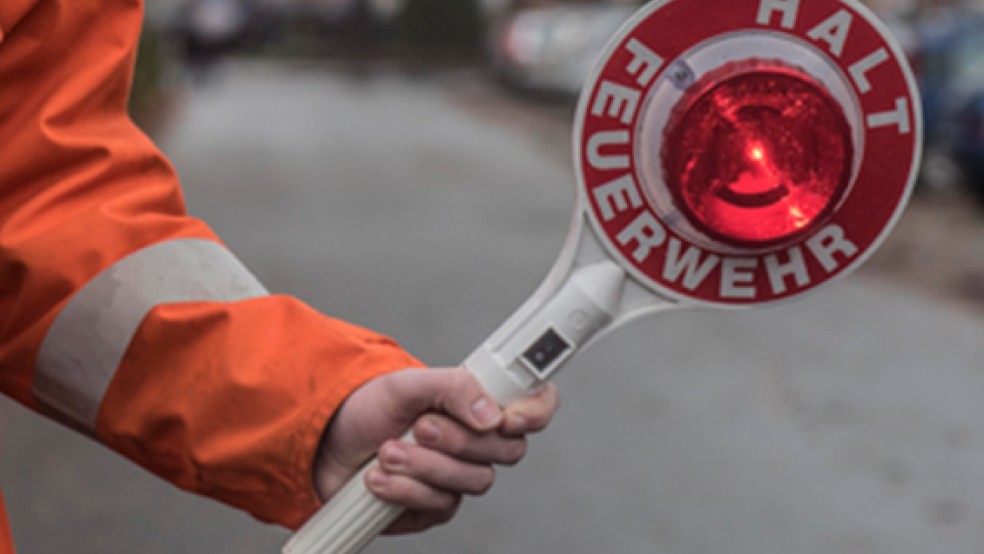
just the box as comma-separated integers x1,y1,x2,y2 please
662,64,854,247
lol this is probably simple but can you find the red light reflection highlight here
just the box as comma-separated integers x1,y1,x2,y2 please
662,63,853,247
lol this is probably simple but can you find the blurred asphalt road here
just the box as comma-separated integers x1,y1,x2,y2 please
3,60,984,554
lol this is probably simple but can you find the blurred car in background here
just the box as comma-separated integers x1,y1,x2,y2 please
952,89,984,195
279,0,394,40
489,2,634,96
181,0,253,53
172,0,271,71
912,7,984,196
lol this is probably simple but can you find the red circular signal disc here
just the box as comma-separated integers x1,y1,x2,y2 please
575,0,920,306
662,63,854,247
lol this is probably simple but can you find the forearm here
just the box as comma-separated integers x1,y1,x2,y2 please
0,0,418,528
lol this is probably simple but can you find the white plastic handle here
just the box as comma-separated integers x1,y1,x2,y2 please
280,432,407,554
283,261,625,554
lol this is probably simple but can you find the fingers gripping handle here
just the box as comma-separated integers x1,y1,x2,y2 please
283,262,625,554
282,356,529,554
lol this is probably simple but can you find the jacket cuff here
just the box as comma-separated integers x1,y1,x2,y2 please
93,295,421,529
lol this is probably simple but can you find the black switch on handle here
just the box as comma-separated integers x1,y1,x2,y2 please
521,328,572,375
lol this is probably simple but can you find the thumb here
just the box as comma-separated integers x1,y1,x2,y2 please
383,367,503,432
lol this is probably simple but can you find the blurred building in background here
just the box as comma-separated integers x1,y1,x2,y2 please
133,0,984,199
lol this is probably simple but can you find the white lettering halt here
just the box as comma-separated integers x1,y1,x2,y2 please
756,0,800,29
849,47,890,94
867,97,911,134
807,9,853,58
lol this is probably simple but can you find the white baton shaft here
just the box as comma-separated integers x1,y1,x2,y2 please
283,261,626,554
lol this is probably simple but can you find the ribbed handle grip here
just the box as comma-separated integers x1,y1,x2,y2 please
282,431,412,554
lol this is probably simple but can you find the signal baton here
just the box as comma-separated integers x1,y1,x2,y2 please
285,0,922,551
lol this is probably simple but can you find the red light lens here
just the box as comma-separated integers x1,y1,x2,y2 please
662,64,853,247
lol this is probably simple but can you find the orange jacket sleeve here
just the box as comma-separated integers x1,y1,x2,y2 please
0,0,419,529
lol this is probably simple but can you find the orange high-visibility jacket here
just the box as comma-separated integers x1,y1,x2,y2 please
0,0,420,550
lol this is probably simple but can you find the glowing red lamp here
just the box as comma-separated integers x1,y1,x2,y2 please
663,63,854,246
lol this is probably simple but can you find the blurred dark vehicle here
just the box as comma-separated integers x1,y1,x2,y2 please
285,0,386,43
256,0,481,60
173,0,270,71
913,8,984,196
490,3,634,96
398,0,485,56
953,90,984,192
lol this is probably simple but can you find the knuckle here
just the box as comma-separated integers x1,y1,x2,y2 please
434,506,457,526
436,496,462,524
523,413,550,432
437,491,461,513
387,479,416,504
473,466,496,495
440,427,469,457
542,383,560,405
381,442,409,470
503,439,527,465
414,416,444,447
441,371,479,413
527,387,559,428
447,369,475,393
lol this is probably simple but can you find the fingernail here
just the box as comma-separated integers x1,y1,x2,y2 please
383,443,407,469
367,468,388,492
416,420,441,445
471,397,501,427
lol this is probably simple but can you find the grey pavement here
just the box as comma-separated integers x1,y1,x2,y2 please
2,60,984,554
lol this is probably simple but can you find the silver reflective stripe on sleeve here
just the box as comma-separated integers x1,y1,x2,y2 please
35,239,269,432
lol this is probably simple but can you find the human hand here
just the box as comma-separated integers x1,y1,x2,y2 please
313,367,559,534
